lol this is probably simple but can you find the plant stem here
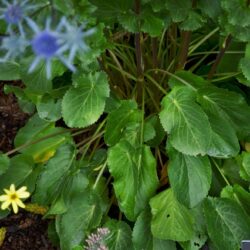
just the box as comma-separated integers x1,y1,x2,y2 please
93,161,108,190
152,37,158,68
207,34,232,80
177,31,192,69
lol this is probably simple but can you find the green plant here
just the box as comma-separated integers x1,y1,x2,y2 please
0,0,250,249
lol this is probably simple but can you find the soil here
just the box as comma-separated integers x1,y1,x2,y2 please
0,81,57,250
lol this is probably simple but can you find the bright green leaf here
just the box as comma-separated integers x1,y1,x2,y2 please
132,210,176,250
168,149,212,208
62,72,110,128
241,152,250,181
150,189,194,241
108,141,158,221
159,86,211,155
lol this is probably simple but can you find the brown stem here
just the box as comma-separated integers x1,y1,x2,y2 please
207,34,232,80
176,0,197,70
152,37,158,68
177,31,192,70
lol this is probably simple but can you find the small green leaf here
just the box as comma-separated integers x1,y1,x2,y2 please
159,86,211,155
0,61,20,80
197,0,221,19
56,191,102,250
62,72,110,128
168,149,212,208
104,100,141,146
104,219,133,250
241,152,250,181
150,189,194,241
0,154,9,176
107,141,158,221
203,197,250,250
37,95,62,122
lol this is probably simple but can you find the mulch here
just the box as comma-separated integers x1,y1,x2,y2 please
0,81,57,250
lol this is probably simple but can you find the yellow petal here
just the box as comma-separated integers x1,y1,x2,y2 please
11,202,18,214
3,189,11,195
16,191,30,199
1,201,11,210
0,195,8,202
10,184,15,193
15,199,25,208
16,186,27,193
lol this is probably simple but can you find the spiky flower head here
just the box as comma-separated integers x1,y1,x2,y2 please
0,0,36,34
57,17,95,63
26,17,75,79
0,184,30,214
0,28,28,62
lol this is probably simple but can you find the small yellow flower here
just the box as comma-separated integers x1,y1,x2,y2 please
0,184,30,214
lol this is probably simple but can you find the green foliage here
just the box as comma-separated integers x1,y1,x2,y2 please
168,149,212,208
203,197,250,250
62,71,110,128
150,189,194,241
159,86,211,156
2,1,250,249
108,140,158,221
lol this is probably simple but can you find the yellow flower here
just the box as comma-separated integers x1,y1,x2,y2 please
0,184,30,214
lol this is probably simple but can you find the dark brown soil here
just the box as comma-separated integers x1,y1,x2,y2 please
0,81,57,250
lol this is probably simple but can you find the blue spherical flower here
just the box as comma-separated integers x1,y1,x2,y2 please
26,17,75,79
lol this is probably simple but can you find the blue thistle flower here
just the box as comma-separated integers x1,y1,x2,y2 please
0,29,28,62
0,0,36,34
26,17,75,79
57,17,95,63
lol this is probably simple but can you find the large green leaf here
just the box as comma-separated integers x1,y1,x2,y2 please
0,154,34,191
104,219,133,250
197,89,240,158
150,189,194,241
197,85,250,138
203,197,250,250
0,154,9,176
14,114,69,163
132,210,176,250
62,72,110,128
56,191,102,250
168,149,212,208
107,140,158,221
197,0,221,19
159,86,211,155
34,144,75,205
104,100,142,146
0,61,20,80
